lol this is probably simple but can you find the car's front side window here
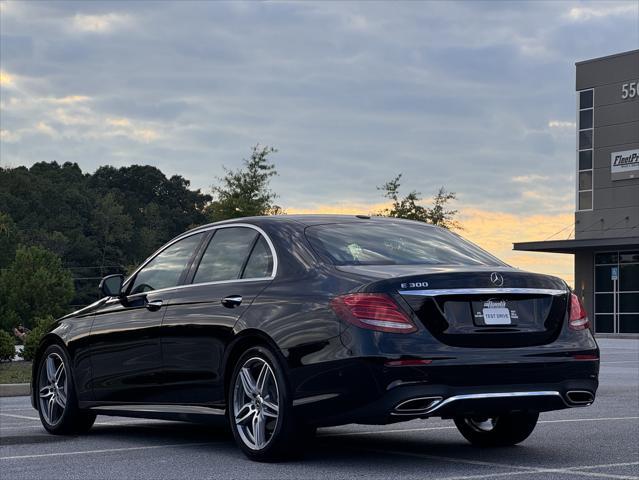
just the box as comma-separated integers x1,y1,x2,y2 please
193,227,260,284
129,233,204,294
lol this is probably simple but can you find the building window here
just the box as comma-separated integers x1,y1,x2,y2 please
577,89,594,211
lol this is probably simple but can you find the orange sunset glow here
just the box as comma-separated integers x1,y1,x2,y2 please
286,203,575,287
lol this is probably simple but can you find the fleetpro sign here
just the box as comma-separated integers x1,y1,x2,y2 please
611,149,639,181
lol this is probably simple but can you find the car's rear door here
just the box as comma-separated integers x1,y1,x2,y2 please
160,225,276,405
88,232,206,403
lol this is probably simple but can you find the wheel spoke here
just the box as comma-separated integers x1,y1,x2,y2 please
239,367,257,396
55,363,65,384
39,386,53,399
256,363,269,395
55,394,66,409
262,399,279,418
47,396,56,423
46,356,56,383
252,413,265,449
235,403,254,425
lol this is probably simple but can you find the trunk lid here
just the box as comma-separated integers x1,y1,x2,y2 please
338,265,570,348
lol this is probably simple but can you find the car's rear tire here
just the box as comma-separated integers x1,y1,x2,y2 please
228,345,302,462
454,412,539,447
36,343,96,435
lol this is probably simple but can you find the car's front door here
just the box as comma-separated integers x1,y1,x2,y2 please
160,226,276,405
88,232,206,403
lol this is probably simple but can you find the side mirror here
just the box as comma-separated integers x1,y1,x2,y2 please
99,274,124,298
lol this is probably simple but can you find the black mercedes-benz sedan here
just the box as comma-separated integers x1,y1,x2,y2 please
31,215,599,461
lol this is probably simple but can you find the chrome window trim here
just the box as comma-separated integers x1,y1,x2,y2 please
122,223,278,295
398,288,567,296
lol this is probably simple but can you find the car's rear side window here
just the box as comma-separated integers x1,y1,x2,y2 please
242,236,273,279
305,222,505,267
193,227,258,283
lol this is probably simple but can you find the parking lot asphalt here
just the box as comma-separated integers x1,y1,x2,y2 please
1,338,637,480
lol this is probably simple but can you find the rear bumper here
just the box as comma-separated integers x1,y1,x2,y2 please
290,356,599,426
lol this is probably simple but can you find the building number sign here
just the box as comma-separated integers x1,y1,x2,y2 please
621,81,638,99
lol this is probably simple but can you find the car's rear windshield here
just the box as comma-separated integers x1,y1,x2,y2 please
305,222,506,267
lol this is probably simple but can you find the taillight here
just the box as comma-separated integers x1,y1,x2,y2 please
330,293,417,334
569,293,589,331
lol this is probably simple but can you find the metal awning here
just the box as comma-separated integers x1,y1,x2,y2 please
513,236,639,254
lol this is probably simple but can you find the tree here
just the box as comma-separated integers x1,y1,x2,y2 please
90,192,133,277
0,246,74,330
206,145,282,221
0,330,15,361
0,212,19,269
377,174,461,230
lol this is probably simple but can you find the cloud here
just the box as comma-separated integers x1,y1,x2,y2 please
35,121,58,138
0,129,21,143
512,174,550,183
1,1,635,219
72,13,132,33
0,70,15,87
548,120,576,129
566,3,639,22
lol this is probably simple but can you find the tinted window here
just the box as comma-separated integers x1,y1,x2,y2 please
579,130,593,150
193,227,258,283
242,236,274,279
579,190,592,210
579,150,592,171
306,222,505,267
129,233,204,294
579,109,593,130
578,171,592,190
580,90,593,109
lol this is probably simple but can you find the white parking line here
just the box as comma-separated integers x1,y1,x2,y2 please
0,442,217,461
355,447,639,480
322,416,639,437
0,413,39,421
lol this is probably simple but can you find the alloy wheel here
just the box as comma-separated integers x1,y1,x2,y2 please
464,416,498,432
38,352,68,426
232,357,280,450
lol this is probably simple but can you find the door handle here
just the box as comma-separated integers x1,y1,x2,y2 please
145,299,163,311
221,295,243,308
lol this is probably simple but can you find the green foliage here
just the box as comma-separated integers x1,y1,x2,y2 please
206,145,282,221
0,161,211,305
21,315,56,362
0,329,15,362
378,174,462,230
0,212,19,269
0,246,74,330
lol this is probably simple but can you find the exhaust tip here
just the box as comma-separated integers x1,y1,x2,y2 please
565,390,594,405
393,396,443,415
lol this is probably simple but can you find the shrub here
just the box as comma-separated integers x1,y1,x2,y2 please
21,316,56,362
0,330,15,361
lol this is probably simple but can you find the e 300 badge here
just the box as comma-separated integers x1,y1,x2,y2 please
400,281,429,289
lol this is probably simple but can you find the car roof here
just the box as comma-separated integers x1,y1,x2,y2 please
188,214,439,232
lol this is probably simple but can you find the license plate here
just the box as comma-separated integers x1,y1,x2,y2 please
482,307,512,325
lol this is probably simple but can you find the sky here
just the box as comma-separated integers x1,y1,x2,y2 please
1,0,638,285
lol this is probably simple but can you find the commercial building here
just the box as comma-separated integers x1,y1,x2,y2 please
514,49,639,335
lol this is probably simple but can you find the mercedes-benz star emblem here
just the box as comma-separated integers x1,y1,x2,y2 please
490,272,504,287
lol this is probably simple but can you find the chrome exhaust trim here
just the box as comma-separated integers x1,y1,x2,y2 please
392,396,443,415
565,390,595,406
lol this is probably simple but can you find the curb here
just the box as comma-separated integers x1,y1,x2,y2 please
0,383,31,397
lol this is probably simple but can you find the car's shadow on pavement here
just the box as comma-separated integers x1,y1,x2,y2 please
85,420,560,467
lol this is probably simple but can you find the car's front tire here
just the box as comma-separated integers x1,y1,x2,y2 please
36,343,96,435
454,412,539,447
228,345,302,461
